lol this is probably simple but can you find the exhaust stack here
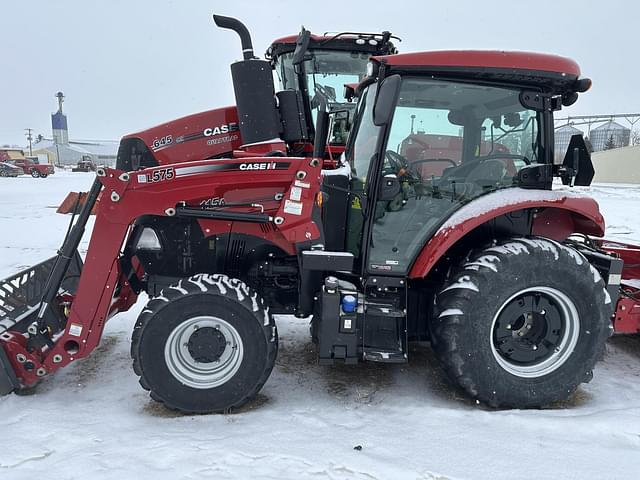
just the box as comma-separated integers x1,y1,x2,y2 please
213,15,255,60
213,14,281,146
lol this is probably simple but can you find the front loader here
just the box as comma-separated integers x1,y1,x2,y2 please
1,15,639,413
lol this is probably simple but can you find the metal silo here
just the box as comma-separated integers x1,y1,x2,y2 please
591,121,630,151
554,124,583,163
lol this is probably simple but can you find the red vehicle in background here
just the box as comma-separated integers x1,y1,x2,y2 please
0,149,54,178
16,157,55,178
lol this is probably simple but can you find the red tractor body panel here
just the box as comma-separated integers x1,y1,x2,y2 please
596,239,640,333
122,106,243,165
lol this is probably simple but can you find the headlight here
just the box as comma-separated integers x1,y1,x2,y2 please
136,228,162,251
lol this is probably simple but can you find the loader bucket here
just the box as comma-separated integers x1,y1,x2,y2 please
56,191,100,215
0,251,83,336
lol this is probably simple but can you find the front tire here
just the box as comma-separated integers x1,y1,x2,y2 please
131,274,278,414
39,172,48,178
432,237,612,408
30,169,39,178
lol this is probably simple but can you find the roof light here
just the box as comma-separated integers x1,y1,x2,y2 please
368,39,378,46
355,38,366,45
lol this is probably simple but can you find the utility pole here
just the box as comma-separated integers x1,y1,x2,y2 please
25,128,33,156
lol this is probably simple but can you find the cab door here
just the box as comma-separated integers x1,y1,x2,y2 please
343,84,381,261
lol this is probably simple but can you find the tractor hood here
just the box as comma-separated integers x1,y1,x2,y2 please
116,106,243,171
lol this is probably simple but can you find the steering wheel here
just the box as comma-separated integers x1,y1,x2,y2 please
384,150,422,183
439,152,531,183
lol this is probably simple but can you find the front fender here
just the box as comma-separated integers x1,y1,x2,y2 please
408,188,605,279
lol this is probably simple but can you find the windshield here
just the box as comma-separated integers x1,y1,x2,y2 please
274,49,370,143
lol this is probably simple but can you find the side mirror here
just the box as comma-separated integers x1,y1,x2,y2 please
292,28,312,66
373,74,401,126
378,174,401,201
559,134,594,186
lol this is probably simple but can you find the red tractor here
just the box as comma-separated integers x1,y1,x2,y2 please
1,15,639,414
114,20,397,172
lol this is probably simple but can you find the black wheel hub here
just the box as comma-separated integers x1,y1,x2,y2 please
187,327,227,363
493,292,564,366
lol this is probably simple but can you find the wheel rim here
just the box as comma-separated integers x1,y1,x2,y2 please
490,286,580,378
164,316,244,389
31,170,39,177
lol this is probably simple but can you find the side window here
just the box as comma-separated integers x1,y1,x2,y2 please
479,111,539,165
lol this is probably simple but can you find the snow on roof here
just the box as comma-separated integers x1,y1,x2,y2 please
30,138,118,157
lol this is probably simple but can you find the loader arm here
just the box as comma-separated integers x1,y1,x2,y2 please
1,157,320,389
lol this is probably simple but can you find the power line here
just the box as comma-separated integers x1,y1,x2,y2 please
24,128,33,156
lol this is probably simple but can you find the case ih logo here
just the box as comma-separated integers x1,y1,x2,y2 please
203,123,239,137
239,162,278,171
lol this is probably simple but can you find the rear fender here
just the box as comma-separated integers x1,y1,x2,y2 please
408,188,605,279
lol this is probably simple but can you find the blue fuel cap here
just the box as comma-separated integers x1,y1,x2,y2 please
341,294,357,313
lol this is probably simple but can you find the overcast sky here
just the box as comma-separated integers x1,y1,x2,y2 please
1,0,637,146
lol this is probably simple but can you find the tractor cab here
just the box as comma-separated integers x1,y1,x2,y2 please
267,30,397,148
320,51,595,266
310,50,603,370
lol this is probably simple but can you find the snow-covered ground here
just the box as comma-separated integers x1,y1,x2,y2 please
0,172,639,479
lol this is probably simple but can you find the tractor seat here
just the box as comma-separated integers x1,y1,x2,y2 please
465,159,507,189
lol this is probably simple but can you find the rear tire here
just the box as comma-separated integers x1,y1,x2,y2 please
431,237,612,408
30,169,39,178
131,274,278,414
39,172,48,178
